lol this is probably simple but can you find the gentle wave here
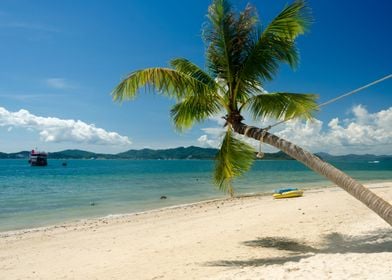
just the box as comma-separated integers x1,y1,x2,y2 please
0,159,391,231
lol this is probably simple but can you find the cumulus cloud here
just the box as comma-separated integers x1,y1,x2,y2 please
277,105,392,154
197,127,226,148
198,105,392,155
197,135,217,148
197,112,227,147
0,107,131,146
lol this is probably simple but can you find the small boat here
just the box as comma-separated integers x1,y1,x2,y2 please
28,149,48,166
273,188,303,199
274,187,298,194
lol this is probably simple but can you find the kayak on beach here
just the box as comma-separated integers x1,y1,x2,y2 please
273,188,304,199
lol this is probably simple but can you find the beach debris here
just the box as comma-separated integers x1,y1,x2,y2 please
160,196,167,200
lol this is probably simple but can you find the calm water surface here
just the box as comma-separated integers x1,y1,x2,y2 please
0,159,391,231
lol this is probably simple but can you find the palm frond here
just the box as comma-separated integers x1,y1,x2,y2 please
203,0,235,83
112,67,214,102
203,1,258,83
170,95,221,131
167,58,222,131
214,129,255,196
237,0,311,90
246,92,318,120
170,58,216,89
204,0,262,110
262,0,311,41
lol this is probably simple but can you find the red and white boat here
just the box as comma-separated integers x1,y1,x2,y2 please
28,149,48,166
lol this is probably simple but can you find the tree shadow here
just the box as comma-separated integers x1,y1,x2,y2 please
243,237,319,253
206,228,392,267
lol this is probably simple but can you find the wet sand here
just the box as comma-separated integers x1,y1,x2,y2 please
1,182,391,279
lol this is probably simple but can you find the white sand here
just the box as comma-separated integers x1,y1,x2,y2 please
1,182,392,280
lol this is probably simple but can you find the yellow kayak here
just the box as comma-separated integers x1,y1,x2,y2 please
273,190,304,199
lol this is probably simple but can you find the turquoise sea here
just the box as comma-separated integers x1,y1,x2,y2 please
0,159,391,232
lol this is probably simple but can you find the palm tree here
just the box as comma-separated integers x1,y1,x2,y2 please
112,0,392,225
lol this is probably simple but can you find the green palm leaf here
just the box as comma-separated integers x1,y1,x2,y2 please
203,0,235,83
261,0,311,41
245,92,318,120
167,58,222,131
204,0,261,107
238,0,311,95
214,129,255,196
170,95,221,131
112,67,215,102
170,58,217,89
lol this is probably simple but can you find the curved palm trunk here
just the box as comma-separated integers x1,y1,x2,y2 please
232,122,392,226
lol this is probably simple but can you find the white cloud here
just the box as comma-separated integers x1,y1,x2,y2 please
197,135,216,148
208,115,227,126
197,119,226,148
0,107,132,146
198,133,223,148
45,78,72,90
198,105,392,155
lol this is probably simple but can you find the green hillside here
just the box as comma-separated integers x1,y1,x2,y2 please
1,147,391,161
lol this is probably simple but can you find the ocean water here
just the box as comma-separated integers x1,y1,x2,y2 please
0,159,391,232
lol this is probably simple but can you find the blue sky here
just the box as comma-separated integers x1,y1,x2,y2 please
0,0,391,154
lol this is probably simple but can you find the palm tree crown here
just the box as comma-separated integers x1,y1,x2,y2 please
112,0,392,226
112,0,318,195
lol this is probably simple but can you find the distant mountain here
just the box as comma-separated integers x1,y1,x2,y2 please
0,146,291,160
116,146,219,160
1,147,391,161
49,149,107,159
315,152,392,162
0,151,30,159
261,151,294,160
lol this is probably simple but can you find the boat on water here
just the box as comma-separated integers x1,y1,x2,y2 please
28,149,48,166
273,187,304,199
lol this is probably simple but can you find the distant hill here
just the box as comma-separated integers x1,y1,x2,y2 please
1,147,391,161
261,151,294,160
0,146,292,160
49,149,108,159
316,152,392,162
0,151,30,159
116,146,219,160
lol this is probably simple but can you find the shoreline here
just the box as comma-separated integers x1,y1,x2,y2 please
1,179,391,237
0,182,355,236
1,181,391,279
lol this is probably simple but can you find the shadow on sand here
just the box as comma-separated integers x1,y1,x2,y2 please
206,228,392,267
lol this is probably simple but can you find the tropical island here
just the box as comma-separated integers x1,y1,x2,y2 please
1,147,391,161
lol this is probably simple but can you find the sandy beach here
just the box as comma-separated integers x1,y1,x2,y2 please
1,182,391,279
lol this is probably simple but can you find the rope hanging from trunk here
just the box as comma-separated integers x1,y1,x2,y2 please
243,126,270,158
256,129,268,158
262,73,392,130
